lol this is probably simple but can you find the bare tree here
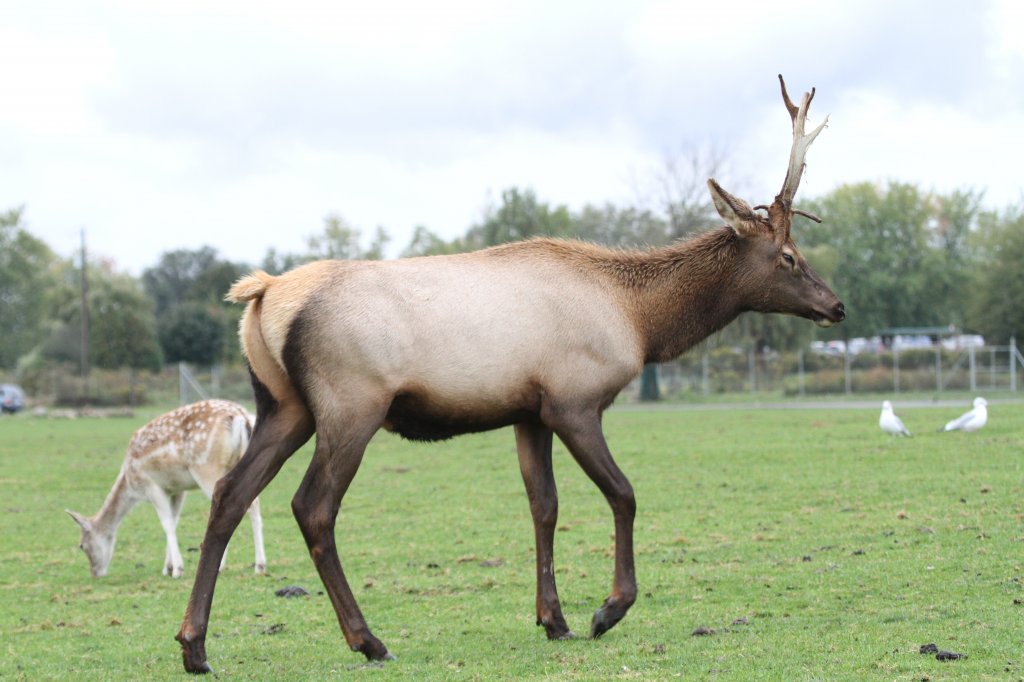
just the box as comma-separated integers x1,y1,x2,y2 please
631,142,735,243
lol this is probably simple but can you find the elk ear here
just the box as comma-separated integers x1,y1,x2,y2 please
66,509,90,530
707,179,760,237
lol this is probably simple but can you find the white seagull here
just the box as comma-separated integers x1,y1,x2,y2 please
879,400,912,437
941,397,988,433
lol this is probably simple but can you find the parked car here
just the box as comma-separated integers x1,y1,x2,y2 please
847,336,883,355
892,334,933,350
0,384,26,414
941,334,985,350
809,339,847,357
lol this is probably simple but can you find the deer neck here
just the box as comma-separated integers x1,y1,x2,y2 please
618,229,746,363
91,470,142,537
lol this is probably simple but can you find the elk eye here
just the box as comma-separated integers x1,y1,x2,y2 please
782,253,795,266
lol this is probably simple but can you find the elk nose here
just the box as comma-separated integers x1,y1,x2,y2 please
835,302,846,322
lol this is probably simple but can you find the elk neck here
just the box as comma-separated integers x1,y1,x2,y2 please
602,228,747,363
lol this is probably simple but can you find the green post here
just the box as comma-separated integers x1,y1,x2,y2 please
639,364,660,402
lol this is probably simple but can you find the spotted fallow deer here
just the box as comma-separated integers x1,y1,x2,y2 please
68,399,266,578
177,75,844,673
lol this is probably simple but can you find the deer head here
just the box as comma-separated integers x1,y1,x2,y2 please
707,75,844,328
67,509,115,577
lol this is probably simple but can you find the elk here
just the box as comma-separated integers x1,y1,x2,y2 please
177,75,844,673
68,399,266,578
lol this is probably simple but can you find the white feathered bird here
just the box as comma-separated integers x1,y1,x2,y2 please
941,397,988,432
879,400,912,437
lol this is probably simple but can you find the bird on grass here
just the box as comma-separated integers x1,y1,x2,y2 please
941,397,988,433
879,400,912,437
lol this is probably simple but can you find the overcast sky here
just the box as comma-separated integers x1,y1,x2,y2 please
3,0,1022,273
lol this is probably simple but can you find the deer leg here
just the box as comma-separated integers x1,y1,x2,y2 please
291,413,393,662
190,475,231,572
247,497,267,575
551,411,636,639
162,491,186,577
514,422,574,640
176,398,313,674
145,483,186,578
193,470,265,575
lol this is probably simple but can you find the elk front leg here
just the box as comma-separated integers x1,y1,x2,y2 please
551,411,637,639
514,422,574,640
176,400,313,674
291,415,393,662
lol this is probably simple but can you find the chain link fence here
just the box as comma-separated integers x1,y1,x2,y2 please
627,339,1023,401
4,339,1022,411
3,363,255,410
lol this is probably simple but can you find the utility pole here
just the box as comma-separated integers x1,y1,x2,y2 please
80,228,90,377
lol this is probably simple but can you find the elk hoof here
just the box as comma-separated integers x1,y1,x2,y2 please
177,631,212,674
360,649,395,662
590,606,623,639
538,616,575,641
185,659,214,675
353,635,394,662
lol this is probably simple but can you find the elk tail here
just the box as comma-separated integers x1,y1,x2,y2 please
226,271,275,303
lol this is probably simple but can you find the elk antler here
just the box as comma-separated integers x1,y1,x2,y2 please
777,74,828,205
770,74,828,242
753,204,822,223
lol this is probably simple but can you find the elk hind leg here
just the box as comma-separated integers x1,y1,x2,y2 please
292,413,393,662
177,398,313,674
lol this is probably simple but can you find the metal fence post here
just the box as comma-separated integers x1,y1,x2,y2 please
844,349,852,394
749,348,756,393
178,362,210,405
798,349,805,397
702,351,710,397
1012,337,1018,392
179,362,186,406
893,347,900,394
969,345,976,392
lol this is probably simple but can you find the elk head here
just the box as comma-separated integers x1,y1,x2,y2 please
708,75,845,328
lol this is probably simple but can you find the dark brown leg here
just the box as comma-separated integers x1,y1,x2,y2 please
176,400,313,674
514,422,574,640
550,411,636,639
291,416,393,662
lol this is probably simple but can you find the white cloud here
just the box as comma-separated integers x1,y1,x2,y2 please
0,24,114,134
1,0,1022,274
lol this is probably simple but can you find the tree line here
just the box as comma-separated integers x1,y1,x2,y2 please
1,180,1022,379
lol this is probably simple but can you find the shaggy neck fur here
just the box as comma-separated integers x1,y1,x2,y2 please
605,229,747,363
501,230,751,364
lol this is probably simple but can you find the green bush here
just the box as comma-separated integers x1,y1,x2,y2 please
784,369,845,395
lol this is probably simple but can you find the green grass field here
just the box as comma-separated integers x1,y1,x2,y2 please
1,402,1022,680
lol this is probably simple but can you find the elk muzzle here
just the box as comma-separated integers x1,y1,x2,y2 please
813,299,845,328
